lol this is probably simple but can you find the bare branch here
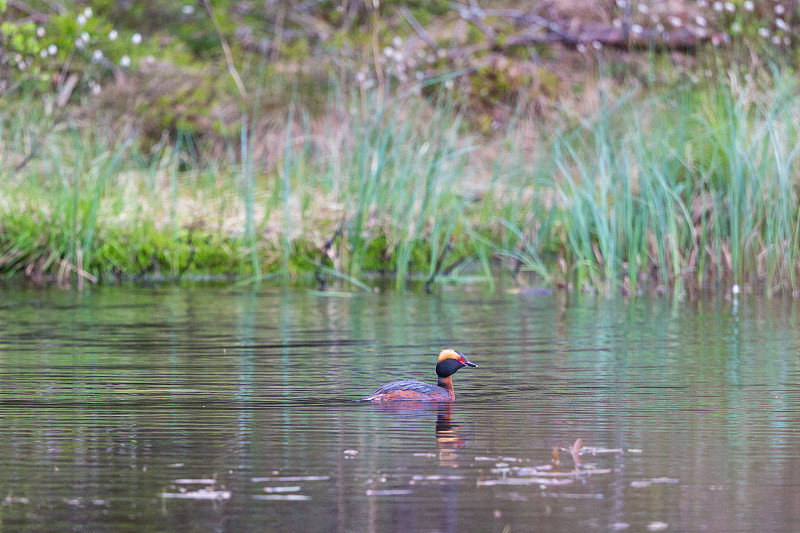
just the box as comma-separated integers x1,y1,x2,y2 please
6,0,49,22
202,0,248,101
397,6,438,50
451,3,711,54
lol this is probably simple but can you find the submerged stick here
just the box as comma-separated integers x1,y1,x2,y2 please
176,232,196,283
315,219,345,290
424,236,455,293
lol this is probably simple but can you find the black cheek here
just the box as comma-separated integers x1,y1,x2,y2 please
436,358,464,378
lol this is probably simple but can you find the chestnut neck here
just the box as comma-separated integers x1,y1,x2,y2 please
437,375,455,400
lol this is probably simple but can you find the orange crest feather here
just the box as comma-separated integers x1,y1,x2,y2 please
437,348,464,364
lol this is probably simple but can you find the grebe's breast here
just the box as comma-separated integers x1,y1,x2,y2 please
365,380,452,402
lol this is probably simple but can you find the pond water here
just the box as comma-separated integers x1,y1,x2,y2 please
0,285,799,531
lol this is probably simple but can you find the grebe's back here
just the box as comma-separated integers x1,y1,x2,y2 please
365,349,477,402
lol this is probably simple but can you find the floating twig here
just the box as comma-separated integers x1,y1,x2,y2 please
570,437,583,467
57,258,98,287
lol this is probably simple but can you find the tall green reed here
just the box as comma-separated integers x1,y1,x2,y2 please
517,73,800,295
4,72,800,295
281,87,478,289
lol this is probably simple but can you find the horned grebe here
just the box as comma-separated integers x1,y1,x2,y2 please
365,349,477,402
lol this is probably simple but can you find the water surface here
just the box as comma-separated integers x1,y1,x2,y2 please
1,286,799,531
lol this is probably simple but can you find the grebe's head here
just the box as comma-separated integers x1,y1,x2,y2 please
436,349,477,378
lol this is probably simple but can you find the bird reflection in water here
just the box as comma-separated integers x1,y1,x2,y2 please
366,402,469,533
434,402,464,468
369,402,468,468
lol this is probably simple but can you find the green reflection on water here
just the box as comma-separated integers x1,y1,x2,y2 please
0,287,798,531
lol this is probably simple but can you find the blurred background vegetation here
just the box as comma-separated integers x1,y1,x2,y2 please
2,1,800,296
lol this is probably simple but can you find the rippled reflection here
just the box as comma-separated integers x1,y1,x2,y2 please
0,287,798,531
